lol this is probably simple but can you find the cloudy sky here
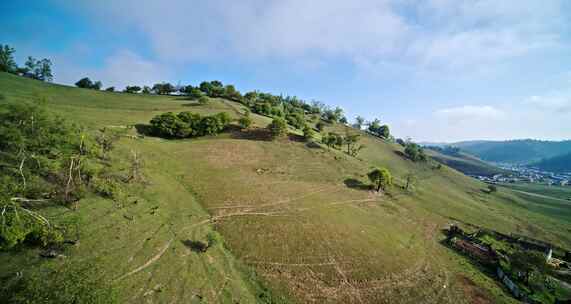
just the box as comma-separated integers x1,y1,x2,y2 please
2,0,571,142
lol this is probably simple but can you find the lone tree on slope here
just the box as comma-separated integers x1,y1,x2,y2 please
368,167,393,192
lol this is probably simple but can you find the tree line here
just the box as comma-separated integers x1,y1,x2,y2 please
0,44,53,82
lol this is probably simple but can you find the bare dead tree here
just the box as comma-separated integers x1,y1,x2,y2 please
126,150,145,183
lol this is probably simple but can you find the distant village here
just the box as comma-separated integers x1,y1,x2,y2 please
470,164,571,187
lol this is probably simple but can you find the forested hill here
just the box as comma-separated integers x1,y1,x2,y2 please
453,139,571,164
531,152,571,173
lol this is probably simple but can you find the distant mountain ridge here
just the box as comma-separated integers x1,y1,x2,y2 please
443,139,571,164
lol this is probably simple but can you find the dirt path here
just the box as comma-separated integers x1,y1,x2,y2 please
115,238,174,281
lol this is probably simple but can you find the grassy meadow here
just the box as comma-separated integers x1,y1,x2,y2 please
1,72,570,303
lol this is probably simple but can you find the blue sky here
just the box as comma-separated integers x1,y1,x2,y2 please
2,0,571,142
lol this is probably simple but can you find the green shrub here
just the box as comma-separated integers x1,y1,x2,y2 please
316,121,325,132
0,100,105,249
238,112,253,129
207,230,223,248
199,116,224,136
1,260,118,303
198,96,209,104
268,118,288,139
302,125,315,141
368,167,393,192
0,201,63,250
176,112,202,137
322,132,342,149
286,112,305,129
404,142,427,162
149,112,191,138
150,111,230,139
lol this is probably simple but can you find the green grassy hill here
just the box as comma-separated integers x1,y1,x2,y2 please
425,148,507,177
1,72,570,303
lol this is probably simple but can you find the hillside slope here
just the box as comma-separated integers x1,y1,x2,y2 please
425,148,507,176
1,72,570,303
531,152,571,173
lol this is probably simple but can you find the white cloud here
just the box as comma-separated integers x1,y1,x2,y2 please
95,50,170,89
526,95,571,113
434,105,505,124
54,50,171,89
65,0,565,69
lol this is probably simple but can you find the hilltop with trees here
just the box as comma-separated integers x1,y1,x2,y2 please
0,44,53,81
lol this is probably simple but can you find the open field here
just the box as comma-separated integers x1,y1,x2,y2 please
1,72,570,303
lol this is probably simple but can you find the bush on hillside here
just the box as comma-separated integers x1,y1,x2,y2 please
238,111,253,130
198,96,209,104
268,118,288,139
368,167,393,192
404,142,427,162
302,125,315,141
0,101,113,250
149,111,231,139
149,112,192,138
123,85,141,93
75,77,102,90
207,231,224,248
285,112,305,129
152,82,175,95
343,130,365,156
0,260,118,303
322,132,342,149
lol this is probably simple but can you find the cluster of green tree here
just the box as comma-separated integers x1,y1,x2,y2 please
123,85,142,93
322,130,365,157
75,77,102,90
153,82,176,95
366,118,390,139
0,44,53,81
149,111,231,139
404,142,427,162
181,80,349,130
0,100,123,251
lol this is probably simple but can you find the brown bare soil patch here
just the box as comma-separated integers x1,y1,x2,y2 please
456,275,494,304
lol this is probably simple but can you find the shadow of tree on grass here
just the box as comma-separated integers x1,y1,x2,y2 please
344,178,372,191
181,240,208,253
229,127,273,141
